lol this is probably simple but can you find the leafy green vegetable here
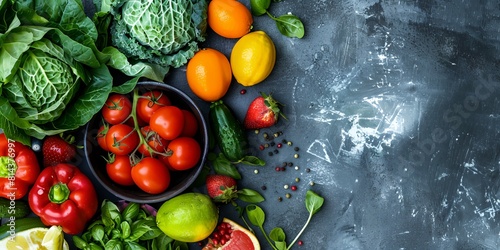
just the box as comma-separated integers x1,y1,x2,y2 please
246,190,324,250
95,0,208,69
0,0,164,145
74,200,187,250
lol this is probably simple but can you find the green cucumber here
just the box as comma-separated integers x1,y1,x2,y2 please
209,100,249,162
0,198,30,219
0,217,46,240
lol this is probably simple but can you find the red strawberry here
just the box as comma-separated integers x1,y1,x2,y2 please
42,134,77,167
206,174,238,203
243,93,285,130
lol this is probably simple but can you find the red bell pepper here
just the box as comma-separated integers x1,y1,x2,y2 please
0,133,40,200
28,163,98,235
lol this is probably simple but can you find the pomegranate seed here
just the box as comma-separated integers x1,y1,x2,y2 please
221,238,226,245
281,167,286,171
275,167,281,172
225,233,231,240
212,239,219,245
277,143,282,148
298,240,303,246
240,89,246,95
291,185,297,191
259,144,265,151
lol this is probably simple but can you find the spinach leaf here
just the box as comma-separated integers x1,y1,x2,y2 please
250,0,271,16
271,14,305,38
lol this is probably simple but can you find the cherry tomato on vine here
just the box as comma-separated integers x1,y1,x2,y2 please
105,124,139,155
102,94,132,125
159,154,177,171
166,137,201,171
137,126,169,157
149,106,185,140
181,109,198,137
106,154,134,186
137,90,171,123
131,157,171,194
96,124,109,151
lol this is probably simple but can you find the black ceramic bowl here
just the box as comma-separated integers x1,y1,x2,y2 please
84,81,208,204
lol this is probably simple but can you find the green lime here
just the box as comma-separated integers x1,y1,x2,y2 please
156,192,219,242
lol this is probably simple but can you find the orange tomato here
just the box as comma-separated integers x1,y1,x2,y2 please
208,0,253,39
186,48,232,102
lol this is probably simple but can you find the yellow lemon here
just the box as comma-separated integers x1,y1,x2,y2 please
230,30,276,86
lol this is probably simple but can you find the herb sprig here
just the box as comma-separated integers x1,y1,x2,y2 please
73,200,187,250
245,190,324,250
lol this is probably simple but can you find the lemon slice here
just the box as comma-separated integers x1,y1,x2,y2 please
41,225,68,250
0,225,69,250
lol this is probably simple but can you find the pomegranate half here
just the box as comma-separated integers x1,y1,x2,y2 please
202,217,260,250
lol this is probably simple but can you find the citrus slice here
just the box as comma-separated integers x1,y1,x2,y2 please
41,225,68,250
0,225,69,250
203,217,260,250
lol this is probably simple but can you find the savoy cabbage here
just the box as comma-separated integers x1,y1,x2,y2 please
96,0,208,68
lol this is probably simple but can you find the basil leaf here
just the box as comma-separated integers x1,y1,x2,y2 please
120,221,131,239
239,155,265,166
127,220,153,242
305,190,324,215
139,220,163,240
125,241,144,250
101,200,122,227
237,188,265,203
122,202,140,222
111,229,122,240
151,234,174,249
273,14,305,38
245,204,265,227
105,239,123,250
213,153,242,179
91,224,105,242
89,242,104,250
72,235,88,249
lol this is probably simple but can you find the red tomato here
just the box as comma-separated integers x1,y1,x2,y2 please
181,109,198,137
105,124,139,155
137,126,169,157
96,124,109,151
102,94,132,125
136,90,171,123
166,137,201,171
106,154,134,186
131,157,171,194
159,154,177,171
149,106,185,140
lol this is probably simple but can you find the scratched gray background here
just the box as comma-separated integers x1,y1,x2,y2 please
81,0,500,249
